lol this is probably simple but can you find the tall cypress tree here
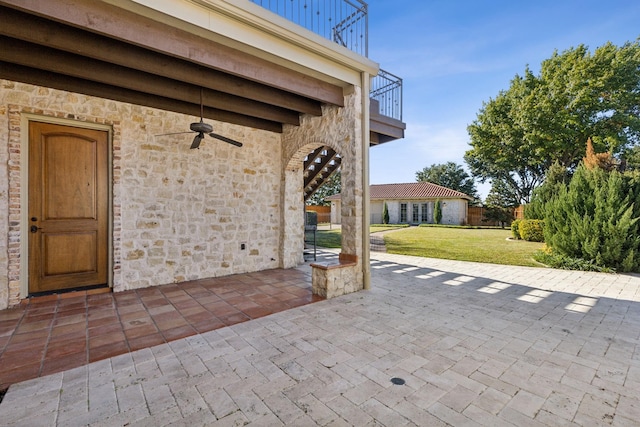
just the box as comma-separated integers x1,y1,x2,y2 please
382,202,389,224
434,200,442,224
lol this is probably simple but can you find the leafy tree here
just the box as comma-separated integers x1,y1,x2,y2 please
434,200,442,224
484,179,521,208
481,206,513,228
415,162,479,202
383,202,389,224
621,144,640,171
465,41,640,205
306,171,341,206
483,179,518,228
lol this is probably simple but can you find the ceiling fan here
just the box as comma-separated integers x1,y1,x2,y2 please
157,88,243,149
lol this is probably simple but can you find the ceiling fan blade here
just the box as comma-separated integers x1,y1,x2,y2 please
209,132,243,147
155,131,195,136
190,133,204,149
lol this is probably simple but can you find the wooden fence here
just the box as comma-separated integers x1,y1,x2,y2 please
467,207,487,226
305,205,331,224
467,206,524,227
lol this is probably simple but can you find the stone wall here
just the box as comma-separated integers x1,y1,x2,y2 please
0,84,9,308
0,80,283,308
282,88,364,289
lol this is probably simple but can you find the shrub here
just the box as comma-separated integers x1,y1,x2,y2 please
510,219,522,239
533,249,614,273
525,161,569,220
519,219,544,242
383,202,389,224
434,200,442,224
544,165,640,272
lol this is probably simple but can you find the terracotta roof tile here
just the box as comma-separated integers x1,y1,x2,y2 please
327,182,473,201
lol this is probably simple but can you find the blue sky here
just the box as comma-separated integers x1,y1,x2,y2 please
366,1,640,199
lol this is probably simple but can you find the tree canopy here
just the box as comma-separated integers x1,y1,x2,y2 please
465,40,640,204
415,161,479,201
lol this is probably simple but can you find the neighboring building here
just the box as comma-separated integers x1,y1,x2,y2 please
329,182,472,225
0,0,405,308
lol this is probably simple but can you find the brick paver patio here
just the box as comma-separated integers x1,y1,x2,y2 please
1,250,639,426
0,268,320,391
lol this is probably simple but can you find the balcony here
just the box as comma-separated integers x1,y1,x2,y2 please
250,0,405,145
250,0,369,57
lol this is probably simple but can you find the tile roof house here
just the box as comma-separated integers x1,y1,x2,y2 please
328,182,472,225
0,0,405,308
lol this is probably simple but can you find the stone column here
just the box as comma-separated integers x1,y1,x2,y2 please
280,167,304,269
282,87,364,293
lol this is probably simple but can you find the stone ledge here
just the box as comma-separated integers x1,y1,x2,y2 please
310,253,358,270
311,253,359,299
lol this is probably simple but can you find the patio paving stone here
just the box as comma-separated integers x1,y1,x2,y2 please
1,250,640,425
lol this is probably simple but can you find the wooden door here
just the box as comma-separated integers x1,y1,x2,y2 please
28,122,108,294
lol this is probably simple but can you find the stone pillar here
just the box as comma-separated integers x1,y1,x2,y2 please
280,168,304,269
282,87,364,294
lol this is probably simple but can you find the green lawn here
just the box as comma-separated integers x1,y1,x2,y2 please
317,226,545,267
315,225,406,248
315,229,342,248
385,227,544,267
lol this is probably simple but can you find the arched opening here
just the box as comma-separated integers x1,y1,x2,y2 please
279,91,366,297
281,142,343,268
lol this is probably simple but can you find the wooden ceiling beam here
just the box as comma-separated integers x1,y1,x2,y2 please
303,148,339,189
0,6,323,117
304,147,326,171
0,0,345,106
0,61,283,133
2,37,301,126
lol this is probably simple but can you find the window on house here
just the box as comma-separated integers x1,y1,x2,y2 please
412,204,419,223
400,203,407,223
421,203,429,222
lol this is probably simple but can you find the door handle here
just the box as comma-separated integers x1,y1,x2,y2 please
30,225,42,233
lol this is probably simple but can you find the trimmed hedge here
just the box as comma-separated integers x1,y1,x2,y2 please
511,219,522,240
519,219,545,242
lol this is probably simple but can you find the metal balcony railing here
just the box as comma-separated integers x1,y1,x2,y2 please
250,0,402,122
371,69,403,121
249,0,368,57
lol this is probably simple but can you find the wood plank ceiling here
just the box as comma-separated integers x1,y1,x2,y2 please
0,0,346,133
0,0,405,200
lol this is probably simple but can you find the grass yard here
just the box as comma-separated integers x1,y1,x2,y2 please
385,227,544,267
315,225,408,248
315,229,342,248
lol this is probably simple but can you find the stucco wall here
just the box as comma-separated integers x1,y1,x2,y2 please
329,198,467,227
440,199,468,225
387,201,401,224
370,201,384,224
0,80,283,307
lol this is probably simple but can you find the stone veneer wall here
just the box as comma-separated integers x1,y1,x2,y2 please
0,84,9,308
0,80,283,308
281,88,364,289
